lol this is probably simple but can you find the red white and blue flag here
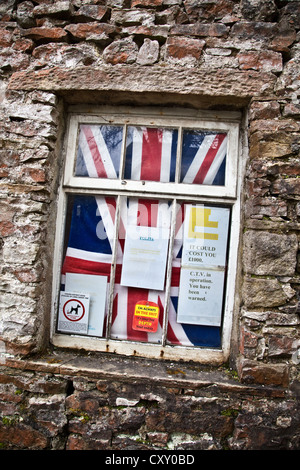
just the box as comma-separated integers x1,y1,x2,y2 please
76,124,123,179
124,126,177,182
61,196,221,347
75,124,227,187
61,125,223,347
180,131,227,186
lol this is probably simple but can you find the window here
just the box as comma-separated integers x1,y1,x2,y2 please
51,106,241,363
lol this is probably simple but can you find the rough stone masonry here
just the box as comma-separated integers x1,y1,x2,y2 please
0,0,299,450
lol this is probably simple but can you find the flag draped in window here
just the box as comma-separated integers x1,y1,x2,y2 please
61,123,223,347
75,124,123,179
61,195,221,347
124,126,177,183
180,130,227,186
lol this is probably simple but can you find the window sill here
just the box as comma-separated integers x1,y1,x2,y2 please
3,348,286,399
51,333,226,365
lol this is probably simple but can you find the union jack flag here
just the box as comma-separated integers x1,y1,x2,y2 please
75,124,178,183
61,125,223,347
181,130,227,186
76,124,123,179
124,126,177,182
61,196,221,347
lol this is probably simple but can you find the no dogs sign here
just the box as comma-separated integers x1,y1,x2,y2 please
58,291,90,334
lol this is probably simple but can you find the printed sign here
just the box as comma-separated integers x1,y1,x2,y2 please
121,225,170,291
65,273,107,337
177,205,230,327
58,291,90,334
132,300,160,333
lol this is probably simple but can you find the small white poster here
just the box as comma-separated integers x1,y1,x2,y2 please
121,225,170,291
58,291,90,334
177,268,225,326
65,273,108,337
181,205,230,268
177,205,230,327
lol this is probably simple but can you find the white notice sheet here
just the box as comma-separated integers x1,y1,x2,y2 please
120,225,170,291
58,291,90,335
65,273,108,337
177,205,230,327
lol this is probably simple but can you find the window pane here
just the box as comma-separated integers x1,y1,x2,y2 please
110,196,172,343
180,130,227,186
124,126,177,182
59,194,117,337
75,124,123,178
166,202,230,348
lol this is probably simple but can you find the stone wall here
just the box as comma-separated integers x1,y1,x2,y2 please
0,0,299,450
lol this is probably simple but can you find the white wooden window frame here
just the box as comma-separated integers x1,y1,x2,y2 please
51,106,242,364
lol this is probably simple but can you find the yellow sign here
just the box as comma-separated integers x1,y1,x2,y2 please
188,207,219,240
132,301,159,333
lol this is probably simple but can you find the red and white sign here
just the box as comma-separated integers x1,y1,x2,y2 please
58,292,90,334
63,298,86,322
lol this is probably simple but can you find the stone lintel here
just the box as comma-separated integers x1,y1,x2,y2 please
8,65,277,106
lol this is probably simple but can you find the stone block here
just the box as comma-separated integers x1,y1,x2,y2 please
72,5,107,22
166,36,205,61
249,138,294,159
242,276,288,308
0,27,13,47
0,423,48,449
270,21,296,52
32,43,101,69
283,103,300,117
183,0,234,22
21,26,68,42
8,66,277,103
241,0,277,22
238,358,289,386
137,38,159,65
103,38,138,64
244,196,288,219
131,0,164,7
249,100,281,120
281,2,300,30
111,9,155,26
65,22,115,42
237,51,283,73
124,25,169,40
171,23,229,38
271,177,300,198
267,333,296,358
230,21,276,41
33,1,73,17
16,1,36,29
243,230,298,276
2,239,39,265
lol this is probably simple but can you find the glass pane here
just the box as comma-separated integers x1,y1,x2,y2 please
75,124,123,178
166,202,229,347
110,196,172,343
180,130,227,186
124,126,177,182
59,194,117,337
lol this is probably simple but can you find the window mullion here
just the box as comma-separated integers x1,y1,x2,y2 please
175,126,183,184
161,198,177,346
105,194,121,339
119,124,128,180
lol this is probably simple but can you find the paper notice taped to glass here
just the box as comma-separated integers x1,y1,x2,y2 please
121,225,170,291
58,291,90,334
65,273,108,337
177,205,230,327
